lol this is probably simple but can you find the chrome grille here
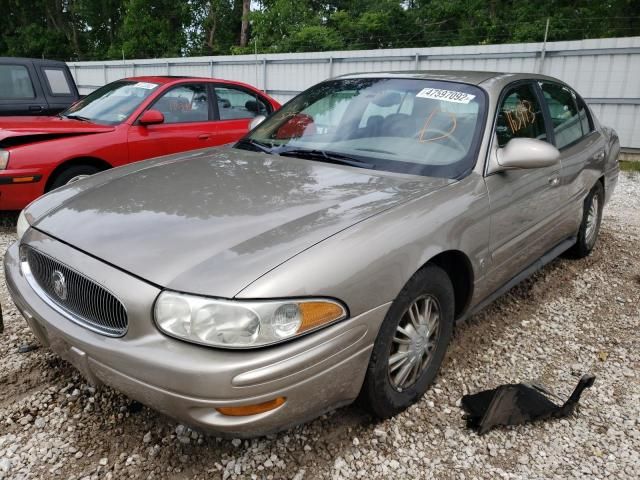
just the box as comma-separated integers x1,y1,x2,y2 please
23,247,128,337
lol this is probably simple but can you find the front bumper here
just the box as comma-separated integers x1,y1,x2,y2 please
3,231,388,437
0,169,44,210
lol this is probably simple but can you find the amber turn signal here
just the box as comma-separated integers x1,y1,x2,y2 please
216,397,286,416
12,176,37,183
298,301,345,333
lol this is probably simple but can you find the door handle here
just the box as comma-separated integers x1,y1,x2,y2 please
594,151,605,161
198,134,210,140
29,105,43,112
548,175,560,186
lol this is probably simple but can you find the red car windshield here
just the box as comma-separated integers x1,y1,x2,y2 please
61,80,160,125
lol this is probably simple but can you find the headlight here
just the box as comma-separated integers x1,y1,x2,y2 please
0,149,8,170
16,209,31,240
154,291,347,348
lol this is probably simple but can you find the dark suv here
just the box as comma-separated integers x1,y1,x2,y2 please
0,57,79,116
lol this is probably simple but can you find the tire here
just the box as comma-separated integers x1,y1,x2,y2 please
566,181,604,259
47,165,101,192
360,264,454,418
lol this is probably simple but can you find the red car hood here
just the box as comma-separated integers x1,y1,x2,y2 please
0,116,114,146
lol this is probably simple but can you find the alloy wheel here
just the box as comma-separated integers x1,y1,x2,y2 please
387,294,441,391
585,195,599,246
66,174,91,185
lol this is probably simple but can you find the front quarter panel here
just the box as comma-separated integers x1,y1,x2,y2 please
237,173,491,318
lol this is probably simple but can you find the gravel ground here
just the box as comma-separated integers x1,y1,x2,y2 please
1,173,638,480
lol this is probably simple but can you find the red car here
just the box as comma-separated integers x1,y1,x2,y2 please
0,76,280,210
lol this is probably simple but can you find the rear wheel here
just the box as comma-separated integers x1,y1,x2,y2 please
360,264,454,418
47,165,102,191
567,181,604,258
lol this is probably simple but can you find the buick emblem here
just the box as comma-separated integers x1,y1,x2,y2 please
51,270,68,301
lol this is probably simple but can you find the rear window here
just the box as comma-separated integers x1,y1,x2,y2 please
540,82,584,149
0,65,35,99
43,68,72,95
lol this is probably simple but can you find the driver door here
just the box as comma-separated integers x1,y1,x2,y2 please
483,81,565,294
127,83,216,162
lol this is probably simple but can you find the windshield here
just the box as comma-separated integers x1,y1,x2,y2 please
61,80,160,125
237,78,486,178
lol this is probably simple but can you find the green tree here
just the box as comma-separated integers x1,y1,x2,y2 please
116,0,191,59
75,0,124,59
188,0,243,56
0,0,639,59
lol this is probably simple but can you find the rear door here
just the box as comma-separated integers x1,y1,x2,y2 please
212,84,273,144
36,63,78,114
483,81,566,294
127,83,217,161
538,81,606,220
0,60,48,115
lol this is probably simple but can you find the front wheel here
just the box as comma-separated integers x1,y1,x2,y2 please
360,264,454,418
47,165,101,192
567,181,604,258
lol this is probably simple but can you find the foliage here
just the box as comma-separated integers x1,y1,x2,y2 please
0,0,638,60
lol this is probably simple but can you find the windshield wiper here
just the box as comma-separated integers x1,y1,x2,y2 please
62,114,91,122
278,149,375,170
235,138,274,154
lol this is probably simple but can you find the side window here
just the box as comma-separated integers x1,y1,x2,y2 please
152,84,209,124
496,83,547,148
0,64,35,99
575,95,593,136
540,82,583,149
215,86,269,120
43,68,72,95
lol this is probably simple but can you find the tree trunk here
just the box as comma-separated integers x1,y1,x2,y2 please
239,0,250,47
206,0,218,52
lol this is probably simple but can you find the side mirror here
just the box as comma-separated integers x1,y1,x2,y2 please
139,109,165,126
249,115,266,130
496,138,560,170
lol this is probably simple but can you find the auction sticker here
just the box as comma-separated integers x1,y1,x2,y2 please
416,88,475,104
133,82,159,89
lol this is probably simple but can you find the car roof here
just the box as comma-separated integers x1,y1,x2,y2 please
334,70,558,86
0,57,68,67
123,76,238,85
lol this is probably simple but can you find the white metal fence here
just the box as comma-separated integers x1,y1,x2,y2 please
68,36,640,149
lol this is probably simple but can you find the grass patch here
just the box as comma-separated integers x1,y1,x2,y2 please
620,161,640,172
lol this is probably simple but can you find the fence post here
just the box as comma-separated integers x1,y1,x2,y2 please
538,17,550,73
329,56,333,78
262,59,267,92
209,60,214,78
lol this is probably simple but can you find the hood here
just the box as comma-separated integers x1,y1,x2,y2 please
34,147,452,298
0,116,114,147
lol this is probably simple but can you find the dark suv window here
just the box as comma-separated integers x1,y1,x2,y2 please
496,83,547,148
540,82,584,149
43,68,72,95
0,65,35,99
